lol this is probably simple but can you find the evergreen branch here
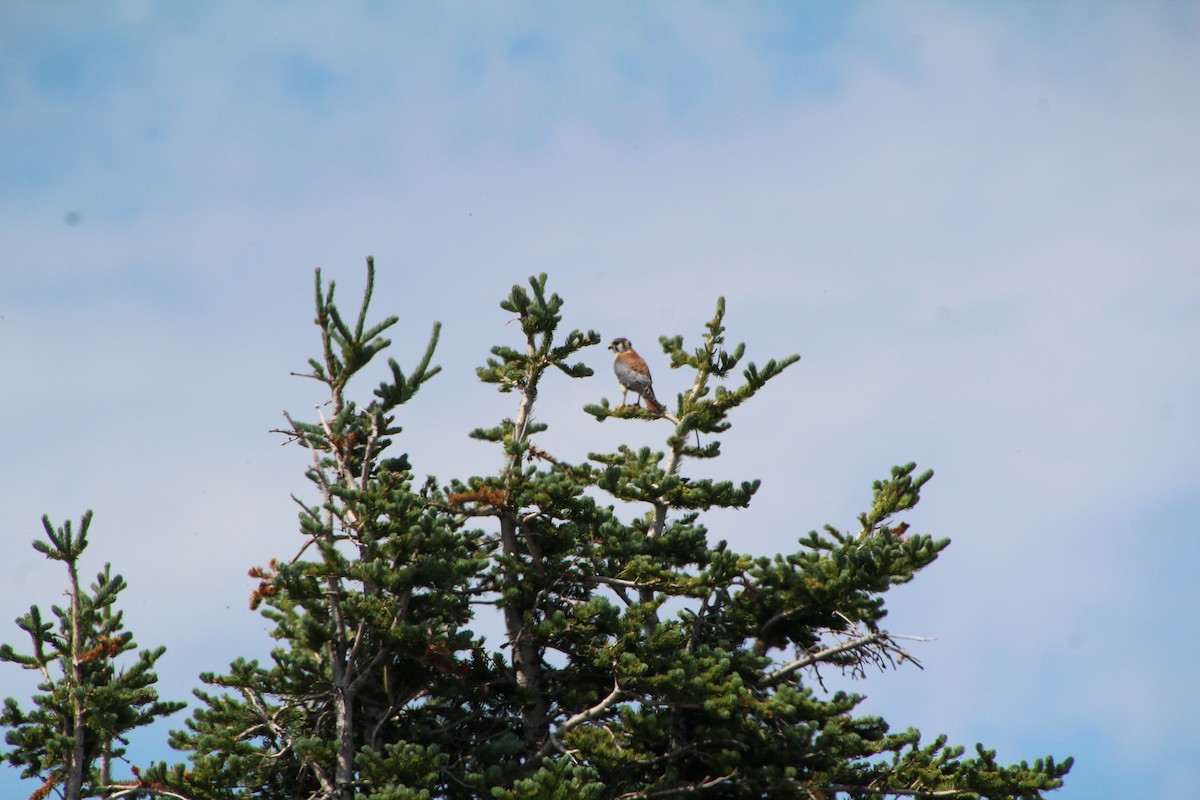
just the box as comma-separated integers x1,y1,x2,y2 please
356,407,384,490
353,256,376,342
285,494,321,564
315,404,362,511
241,685,337,796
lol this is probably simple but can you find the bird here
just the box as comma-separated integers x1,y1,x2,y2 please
609,337,663,413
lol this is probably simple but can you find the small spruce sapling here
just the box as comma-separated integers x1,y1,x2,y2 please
0,512,184,800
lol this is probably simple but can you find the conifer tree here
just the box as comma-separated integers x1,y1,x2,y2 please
159,260,480,800
0,512,184,800
153,263,1071,799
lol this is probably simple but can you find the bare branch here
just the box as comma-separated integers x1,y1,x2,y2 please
584,574,663,590
759,632,890,689
618,770,739,800
104,786,199,800
821,784,972,798
346,644,391,698
538,678,627,759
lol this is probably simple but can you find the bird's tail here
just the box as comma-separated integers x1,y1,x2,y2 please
643,389,664,414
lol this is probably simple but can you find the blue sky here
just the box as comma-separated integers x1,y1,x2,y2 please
3,3,1199,797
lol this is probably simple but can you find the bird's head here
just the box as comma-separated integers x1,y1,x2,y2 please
609,337,632,353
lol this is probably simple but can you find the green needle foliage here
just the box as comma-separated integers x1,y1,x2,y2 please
154,259,481,800
0,512,184,800
3,260,1070,799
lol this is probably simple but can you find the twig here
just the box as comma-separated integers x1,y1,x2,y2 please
584,574,663,590
821,785,971,798
759,632,890,689
618,770,739,799
104,787,197,800
241,686,336,795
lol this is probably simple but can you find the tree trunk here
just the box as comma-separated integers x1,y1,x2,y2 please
499,515,548,752
67,561,86,800
335,685,355,800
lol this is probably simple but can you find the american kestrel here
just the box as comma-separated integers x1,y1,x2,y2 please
609,337,663,413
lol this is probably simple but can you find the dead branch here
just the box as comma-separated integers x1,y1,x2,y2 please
538,678,627,759
759,632,890,689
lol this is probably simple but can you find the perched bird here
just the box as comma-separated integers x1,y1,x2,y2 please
609,337,663,413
